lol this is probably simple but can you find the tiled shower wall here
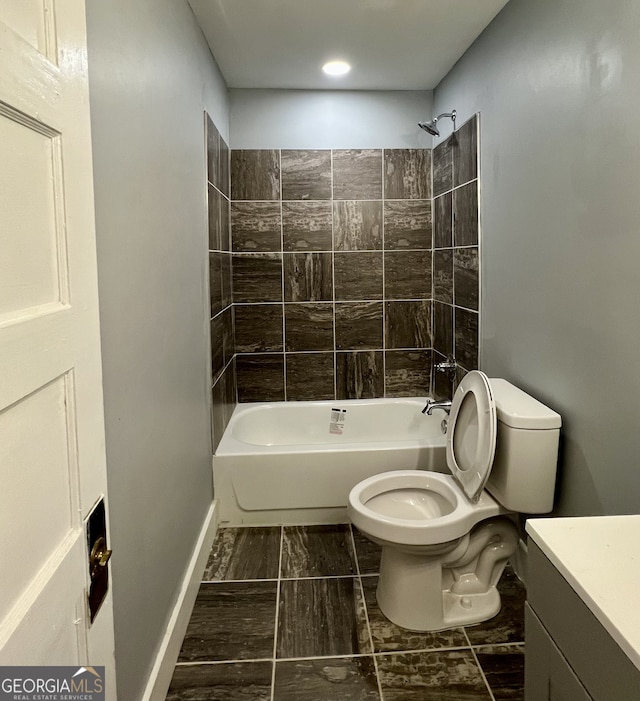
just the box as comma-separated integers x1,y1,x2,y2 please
432,115,480,400
230,147,435,402
206,114,236,451
210,114,480,409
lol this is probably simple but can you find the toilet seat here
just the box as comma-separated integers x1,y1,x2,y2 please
348,470,503,546
447,371,497,503
347,370,503,547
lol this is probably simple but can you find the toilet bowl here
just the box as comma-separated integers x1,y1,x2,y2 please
348,370,561,632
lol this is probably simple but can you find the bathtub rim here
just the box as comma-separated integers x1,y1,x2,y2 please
214,396,445,456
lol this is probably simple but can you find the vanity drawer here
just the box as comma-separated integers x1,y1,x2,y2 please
527,541,640,700
525,603,591,701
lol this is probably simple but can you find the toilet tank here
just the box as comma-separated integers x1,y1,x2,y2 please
486,379,561,513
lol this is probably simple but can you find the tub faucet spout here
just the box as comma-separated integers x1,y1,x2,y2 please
422,400,452,415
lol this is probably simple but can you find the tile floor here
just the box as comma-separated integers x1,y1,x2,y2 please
166,525,525,701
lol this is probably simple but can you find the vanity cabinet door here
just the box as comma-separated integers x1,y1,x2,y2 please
525,604,592,701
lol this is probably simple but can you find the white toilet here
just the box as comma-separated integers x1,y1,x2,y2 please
348,370,561,632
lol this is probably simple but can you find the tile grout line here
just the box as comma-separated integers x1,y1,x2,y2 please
279,150,287,401
330,149,337,400
270,525,284,701
348,524,385,701
174,642,490,668
463,627,496,701
381,150,387,400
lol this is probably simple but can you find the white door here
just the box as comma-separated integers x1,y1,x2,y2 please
0,0,116,694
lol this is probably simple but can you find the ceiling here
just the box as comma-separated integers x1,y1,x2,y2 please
188,0,510,91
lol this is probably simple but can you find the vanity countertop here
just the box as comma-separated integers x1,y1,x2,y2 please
526,515,640,673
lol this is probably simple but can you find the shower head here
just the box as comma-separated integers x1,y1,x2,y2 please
418,120,440,136
418,110,457,137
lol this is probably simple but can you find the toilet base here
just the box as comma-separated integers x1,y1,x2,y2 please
374,517,518,631
376,546,504,631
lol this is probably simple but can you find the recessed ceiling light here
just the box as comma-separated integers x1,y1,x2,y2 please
322,60,351,76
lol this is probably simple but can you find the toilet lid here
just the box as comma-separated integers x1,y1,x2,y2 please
446,370,497,503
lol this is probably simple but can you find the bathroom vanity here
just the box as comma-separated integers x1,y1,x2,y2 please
525,516,640,700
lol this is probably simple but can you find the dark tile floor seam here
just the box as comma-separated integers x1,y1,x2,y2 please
280,574,359,581
201,578,280,583
275,652,374,663
471,641,524,650
464,626,497,701
348,524,385,701
175,659,273,666
269,525,284,701
372,645,475,657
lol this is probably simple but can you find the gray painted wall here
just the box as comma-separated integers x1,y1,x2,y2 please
230,89,433,149
85,1,228,698
434,0,640,516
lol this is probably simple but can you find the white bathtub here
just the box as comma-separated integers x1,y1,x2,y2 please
213,397,448,525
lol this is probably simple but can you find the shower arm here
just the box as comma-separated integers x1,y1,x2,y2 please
432,110,457,124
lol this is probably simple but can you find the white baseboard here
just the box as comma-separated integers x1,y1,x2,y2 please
142,500,218,701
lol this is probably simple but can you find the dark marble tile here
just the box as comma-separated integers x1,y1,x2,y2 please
454,364,468,394
223,360,237,425
166,661,272,701
234,304,283,353
206,113,220,189
475,644,525,701
384,149,431,199
434,302,454,358
352,528,381,575
221,253,232,307
334,252,383,301
384,201,432,250
208,184,225,251
231,150,280,201
284,252,333,302
453,180,479,247
282,525,356,578
454,308,479,371
385,301,431,349
236,353,285,402
384,251,431,300
334,201,383,251
277,577,371,658
454,247,479,311
219,136,230,199
361,577,468,653
222,306,234,362
204,527,281,581
211,314,224,382
211,364,235,453
464,567,526,646
336,351,384,400
282,201,332,251
274,657,380,701
281,149,332,200
285,303,333,351
432,356,455,402
335,302,383,350
178,582,277,662
209,252,223,317
434,192,453,248
453,115,478,187
232,253,282,303
433,135,453,197
377,650,492,701
433,249,454,304
333,149,382,200
385,350,431,397
285,353,335,401
231,202,281,252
